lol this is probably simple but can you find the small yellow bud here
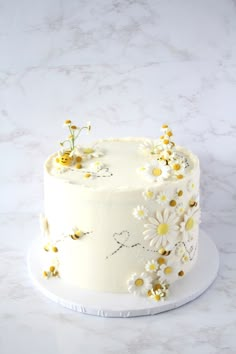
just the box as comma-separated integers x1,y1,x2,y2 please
52,246,58,253
153,283,162,291
64,120,71,125
76,156,82,162
169,200,177,207
176,174,184,179
43,271,48,278
49,266,55,272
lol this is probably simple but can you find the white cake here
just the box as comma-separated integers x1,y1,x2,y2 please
40,122,200,301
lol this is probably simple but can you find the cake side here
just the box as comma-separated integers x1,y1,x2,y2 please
40,127,200,296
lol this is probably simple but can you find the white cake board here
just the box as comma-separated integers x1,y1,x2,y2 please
28,231,219,318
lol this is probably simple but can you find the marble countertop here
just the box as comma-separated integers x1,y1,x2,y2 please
1,0,236,353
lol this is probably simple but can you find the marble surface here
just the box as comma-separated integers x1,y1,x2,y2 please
1,0,236,353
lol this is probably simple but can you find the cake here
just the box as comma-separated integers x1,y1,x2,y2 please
40,121,200,302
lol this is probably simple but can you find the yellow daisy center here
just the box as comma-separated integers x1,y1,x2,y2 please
173,163,181,171
164,266,173,275
163,139,169,145
153,283,162,291
183,255,189,262
185,217,194,231
178,190,183,197
149,263,156,271
135,278,144,287
83,148,94,154
152,168,162,176
146,191,154,199
138,210,144,217
160,195,167,201
162,124,168,129
153,294,161,301
157,223,169,235
178,270,185,277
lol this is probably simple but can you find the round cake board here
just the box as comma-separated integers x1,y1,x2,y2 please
28,231,219,318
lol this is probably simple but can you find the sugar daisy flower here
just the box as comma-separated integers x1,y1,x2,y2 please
127,272,152,296
160,138,174,150
160,124,170,133
89,160,105,172
169,160,185,176
157,258,179,284
145,260,158,273
156,191,170,205
142,188,155,201
158,149,172,162
180,208,201,242
78,144,104,160
139,139,160,156
133,205,148,220
143,161,170,182
150,289,165,302
143,209,179,249
176,203,185,216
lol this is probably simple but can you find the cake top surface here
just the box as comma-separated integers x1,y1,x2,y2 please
45,122,199,190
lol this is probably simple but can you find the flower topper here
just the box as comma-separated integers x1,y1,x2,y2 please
60,120,91,153
138,124,188,181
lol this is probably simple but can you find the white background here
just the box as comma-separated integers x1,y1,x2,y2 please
1,0,236,353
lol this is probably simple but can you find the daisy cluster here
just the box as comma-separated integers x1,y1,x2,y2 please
138,124,187,182
54,120,106,179
128,182,200,301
